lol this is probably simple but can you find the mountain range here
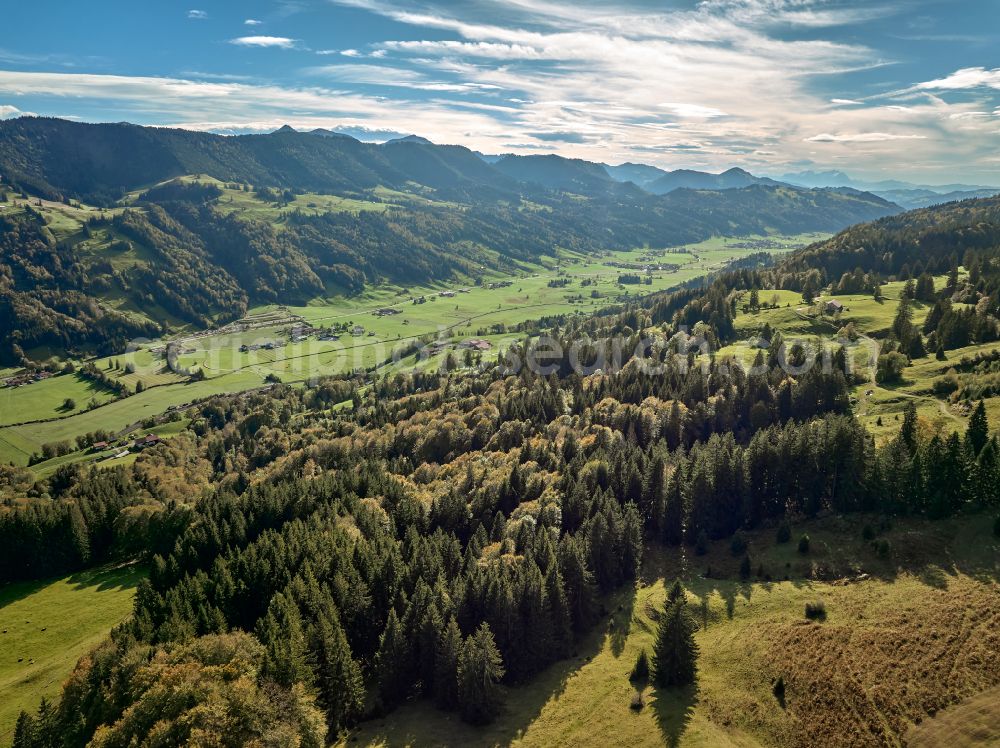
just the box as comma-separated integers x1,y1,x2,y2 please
778,170,1000,209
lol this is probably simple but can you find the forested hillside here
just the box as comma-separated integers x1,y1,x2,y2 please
4,192,1000,746
4,323,997,746
0,118,899,364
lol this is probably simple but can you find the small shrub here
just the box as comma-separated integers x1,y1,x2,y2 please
629,689,645,711
804,600,826,621
797,534,810,555
630,649,649,682
730,530,748,556
776,522,791,544
772,676,786,708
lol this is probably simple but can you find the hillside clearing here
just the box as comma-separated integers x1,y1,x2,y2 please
0,564,144,740
344,514,1000,748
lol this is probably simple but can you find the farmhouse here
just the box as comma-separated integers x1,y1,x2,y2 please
375,307,401,316
459,338,492,351
351,325,365,336
824,299,845,315
132,433,161,450
439,290,456,298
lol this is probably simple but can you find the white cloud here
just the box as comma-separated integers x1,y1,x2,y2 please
244,18,263,26
917,67,1000,91
0,104,30,119
805,132,927,143
187,9,208,20
306,64,502,92
229,36,297,48
6,0,999,181
660,103,727,119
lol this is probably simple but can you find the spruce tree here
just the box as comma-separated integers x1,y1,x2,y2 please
258,593,312,689
435,616,462,709
662,468,684,545
653,596,699,688
544,565,573,659
967,400,989,457
457,622,506,725
630,648,650,682
313,610,365,733
621,501,644,579
375,608,411,708
558,535,597,632
12,711,36,748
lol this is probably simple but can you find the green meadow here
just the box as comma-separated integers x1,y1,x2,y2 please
721,273,998,443
0,370,266,465
0,565,144,740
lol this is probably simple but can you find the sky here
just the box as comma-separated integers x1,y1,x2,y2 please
1,0,999,184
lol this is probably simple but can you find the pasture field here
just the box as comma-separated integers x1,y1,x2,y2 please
0,370,266,465
724,274,1000,442
0,374,118,426
172,235,820,381
0,564,144,740
345,513,1000,748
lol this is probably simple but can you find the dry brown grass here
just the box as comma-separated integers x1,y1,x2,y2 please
905,685,1000,747
760,575,1000,747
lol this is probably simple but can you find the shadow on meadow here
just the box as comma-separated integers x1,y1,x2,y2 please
347,580,640,748
0,562,143,611
651,684,698,748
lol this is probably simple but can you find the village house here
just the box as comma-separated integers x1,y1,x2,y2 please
458,338,492,351
132,433,161,450
824,299,845,315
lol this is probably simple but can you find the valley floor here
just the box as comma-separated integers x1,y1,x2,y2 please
343,513,1000,748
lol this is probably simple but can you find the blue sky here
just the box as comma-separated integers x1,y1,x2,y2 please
1,0,999,183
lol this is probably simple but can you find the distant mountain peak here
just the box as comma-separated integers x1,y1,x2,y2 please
308,128,359,141
384,134,433,145
274,124,298,134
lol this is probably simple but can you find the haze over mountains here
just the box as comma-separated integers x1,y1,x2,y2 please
302,123,1000,209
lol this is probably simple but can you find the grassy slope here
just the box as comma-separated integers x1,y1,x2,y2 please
0,370,265,464
0,373,118,426
723,275,1000,443
345,514,1000,748
905,685,1000,747
0,564,144,740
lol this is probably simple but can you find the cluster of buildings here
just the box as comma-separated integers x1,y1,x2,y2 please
91,432,161,460
425,338,493,356
239,340,283,353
